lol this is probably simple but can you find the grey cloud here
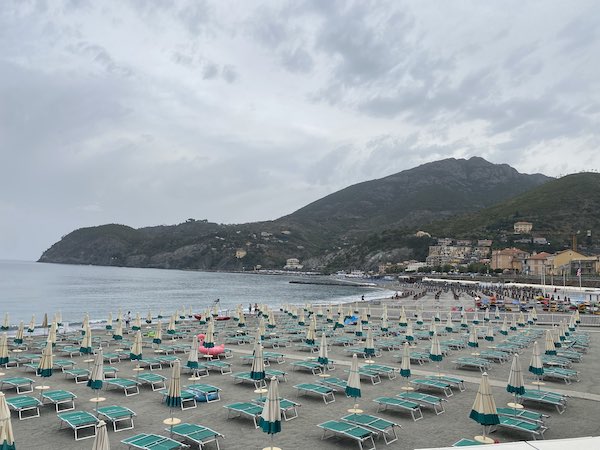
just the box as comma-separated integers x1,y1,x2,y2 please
557,13,599,53
202,62,219,79
68,42,131,77
281,47,314,73
221,65,238,83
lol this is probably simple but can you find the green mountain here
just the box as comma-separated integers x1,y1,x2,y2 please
38,157,551,271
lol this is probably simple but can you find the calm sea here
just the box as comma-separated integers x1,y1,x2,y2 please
0,260,387,326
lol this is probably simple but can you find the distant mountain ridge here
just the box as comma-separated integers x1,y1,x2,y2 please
38,157,552,271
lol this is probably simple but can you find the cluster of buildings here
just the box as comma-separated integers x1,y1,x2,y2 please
426,238,493,267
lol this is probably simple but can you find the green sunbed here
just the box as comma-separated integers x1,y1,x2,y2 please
231,372,267,389
97,405,136,432
496,407,548,424
64,368,89,384
491,416,547,440
542,367,580,384
0,377,34,394
186,384,221,403
411,378,453,397
520,390,567,414
342,413,401,445
363,364,398,380
159,388,197,410
204,360,232,374
121,433,188,449
317,420,376,450
42,389,77,412
138,373,166,391
426,375,466,392
105,378,140,396
253,396,300,421
6,395,41,420
373,397,423,421
58,410,99,440
291,360,323,374
317,376,347,390
397,392,447,415
224,402,263,428
294,383,335,404
168,423,224,449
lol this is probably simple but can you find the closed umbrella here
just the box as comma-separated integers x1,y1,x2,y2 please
317,306,324,318
259,376,282,450
428,319,436,337
317,332,329,367
146,311,152,325
445,312,454,333
483,308,490,323
472,312,479,325
130,330,143,360
153,321,162,345
506,353,525,409
405,319,414,342
553,326,562,348
400,342,412,390
494,306,500,321
485,325,494,342
132,313,141,331
82,313,89,335
361,308,368,325
517,312,525,328
165,360,182,423
500,317,508,336
574,309,581,324
529,341,544,383
113,318,123,341
526,310,534,325
267,311,276,329
166,315,176,335
13,322,24,346
187,335,199,371
0,334,8,366
469,372,499,443
399,307,407,327
381,305,388,332
80,325,93,354
1,313,8,331
545,329,556,355
305,322,316,345
297,310,305,326
203,321,215,348
27,315,35,334
91,420,110,450
468,326,478,348
435,309,441,323
48,321,57,347
429,331,443,378
326,309,333,324
56,311,63,327
238,310,246,328
250,341,266,382
88,348,104,412
355,318,363,337
334,313,345,330
364,328,375,358
41,313,48,330
0,392,16,450
509,314,517,331
258,318,266,341
416,310,423,326
188,306,193,319
105,312,113,331
345,354,361,412
460,314,468,329
37,339,53,379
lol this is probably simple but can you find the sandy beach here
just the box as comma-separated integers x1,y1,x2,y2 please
3,289,599,449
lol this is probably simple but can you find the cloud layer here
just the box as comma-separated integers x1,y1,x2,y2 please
1,0,599,259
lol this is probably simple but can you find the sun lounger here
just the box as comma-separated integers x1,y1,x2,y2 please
103,366,119,378
295,342,319,353
42,389,77,412
479,350,510,363
292,360,323,374
0,377,35,394
363,364,398,380
342,413,401,445
317,420,376,450
156,355,180,367
64,368,89,384
97,405,136,432
496,407,548,425
105,378,140,396
186,384,221,403
224,402,263,428
294,383,336,404
265,369,287,382
122,433,189,449
138,373,166,391
409,351,431,365
411,378,453,397
318,376,347,390
542,356,572,368
137,358,163,371
373,397,423,421
556,350,583,362
57,410,99,440
231,372,267,389
520,390,567,414
6,395,42,420
397,392,447,415
168,423,224,450
264,351,286,364
59,346,82,357
103,352,121,363
426,375,466,392
491,416,548,440
541,367,580,384
204,360,232,374
453,357,491,372
53,359,76,372
253,396,300,420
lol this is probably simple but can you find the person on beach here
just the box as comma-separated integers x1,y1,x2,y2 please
125,311,131,328
253,303,258,313
248,303,252,314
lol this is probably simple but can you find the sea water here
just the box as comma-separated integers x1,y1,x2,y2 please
0,260,388,326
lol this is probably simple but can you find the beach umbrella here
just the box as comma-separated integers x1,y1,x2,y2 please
297,310,305,326
48,321,57,347
238,310,246,328
82,313,89,335
188,306,193,319
429,332,443,362
364,328,375,358
317,306,324,318
399,307,407,327
250,341,266,381
37,339,53,378
27,315,35,334
529,341,544,380
165,359,182,410
132,313,141,331
267,311,276,329
509,314,517,331
405,319,414,342
445,312,454,332
469,372,499,443
187,335,199,371
367,305,371,318
317,332,329,366
355,317,363,337
212,304,219,318
361,308,368,324
435,309,441,323
472,312,479,325
553,326,563,348
494,306,500,321
80,325,93,354
179,307,186,320
258,317,266,341
380,314,389,333
544,329,556,355
91,420,110,450
560,321,568,339
500,317,508,336
345,354,361,402
1,314,8,331
506,353,525,408
41,313,48,329
0,392,16,450
326,309,333,324
197,309,207,325
130,330,143,360
337,303,344,317
55,311,63,327
483,309,490,323
113,318,123,340
334,313,345,330
153,321,162,345
568,314,576,332
400,342,412,386
233,306,241,322
429,319,437,337
0,334,8,366
305,322,316,345
88,348,104,391
517,311,525,328
105,312,113,331
574,309,581,324
468,326,478,348
460,314,468,329
13,322,24,345
203,321,215,348
416,310,423,326
166,315,176,335
526,310,534,325
259,376,282,449
485,325,494,342
146,311,152,325
158,311,164,320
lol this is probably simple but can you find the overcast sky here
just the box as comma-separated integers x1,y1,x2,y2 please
1,0,600,261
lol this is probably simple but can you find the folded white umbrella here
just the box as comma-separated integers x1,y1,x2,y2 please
259,376,282,439
187,335,199,370
469,372,499,442
345,354,361,400
318,332,329,366
91,420,110,450
545,329,556,355
0,392,16,450
0,334,8,365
